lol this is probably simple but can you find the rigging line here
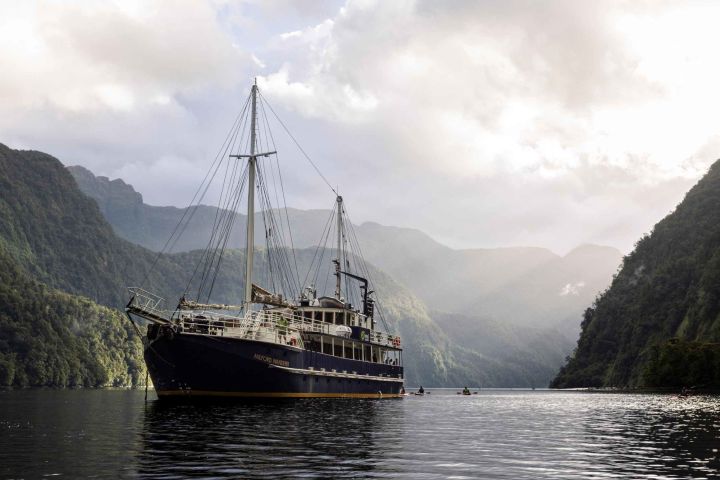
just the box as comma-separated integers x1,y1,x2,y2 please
304,204,336,289
262,207,277,294
257,162,298,297
168,113,248,266
193,141,247,295
166,92,250,256
204,164,250,302
195,155,248,297
257,164,290,296
139,95,250,287
314,214,335,291
258,96,302,292
255,167,276,293
255,155,298,293
198,105,249,256
303,204,335,288
318,202,339,295
258,90,338,197
343,206,390,331
165,95,247,251
195,161,246,299
181,98,251,289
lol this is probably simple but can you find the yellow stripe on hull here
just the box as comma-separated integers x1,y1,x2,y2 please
156,390,402,399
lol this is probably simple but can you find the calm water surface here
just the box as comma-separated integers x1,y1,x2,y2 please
1,389,719,479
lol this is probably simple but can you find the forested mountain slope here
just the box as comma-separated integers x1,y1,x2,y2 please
2,143,552,387
553,159,720,389
0,248,145,387
69,164,622,336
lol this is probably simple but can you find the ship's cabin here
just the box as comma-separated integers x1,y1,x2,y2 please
296,296,372,330
290,294,402,367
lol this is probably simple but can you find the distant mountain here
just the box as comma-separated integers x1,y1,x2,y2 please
3,143,560,387
67,165,330,252
468,244,624,337
432,311,575,387
67,163,624,387
553,159,720,389
69,165,622,338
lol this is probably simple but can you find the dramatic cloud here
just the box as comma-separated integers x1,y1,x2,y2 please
2,0,719,253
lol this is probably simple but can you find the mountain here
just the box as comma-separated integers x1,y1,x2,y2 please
553,159,720,389
432,311,574,387
67,165,331,252
68,165,622,334
4,143,554,387
468,244,624,337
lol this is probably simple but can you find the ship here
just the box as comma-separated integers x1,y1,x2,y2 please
125,81,404,398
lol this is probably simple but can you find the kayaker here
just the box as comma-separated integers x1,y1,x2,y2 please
462,386,470,395
418,386,424,394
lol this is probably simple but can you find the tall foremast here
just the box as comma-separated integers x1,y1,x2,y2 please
244,82,258,305
229,81,275,307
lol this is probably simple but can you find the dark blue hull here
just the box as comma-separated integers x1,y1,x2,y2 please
145,332,404,398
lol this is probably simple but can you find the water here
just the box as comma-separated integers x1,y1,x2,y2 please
1,389,719,479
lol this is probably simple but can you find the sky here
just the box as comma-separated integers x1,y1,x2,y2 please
2,0,720,254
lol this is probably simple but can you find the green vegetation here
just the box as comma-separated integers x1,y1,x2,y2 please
70,154,627,387
0,249,145,387
642,339,720,389
0,142,625,388
553,159,720,389
0,143,486,387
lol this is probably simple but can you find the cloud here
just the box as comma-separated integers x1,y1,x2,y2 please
560,282,586,297
1,0,719,254
0,1,243,112
252,0,720,252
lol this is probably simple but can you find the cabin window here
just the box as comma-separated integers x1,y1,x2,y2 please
333,339,341,357
303,311,311,320
344,343,353,359
313,311,322,322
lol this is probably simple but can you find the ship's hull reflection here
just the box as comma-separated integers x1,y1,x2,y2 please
137,397,405,478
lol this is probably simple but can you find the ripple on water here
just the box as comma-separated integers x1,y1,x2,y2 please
1,390,720,478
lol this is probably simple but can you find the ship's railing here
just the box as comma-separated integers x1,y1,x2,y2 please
176,308,401,349
127,287,169,321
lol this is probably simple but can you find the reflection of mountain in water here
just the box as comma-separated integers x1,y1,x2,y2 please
137,399,405,477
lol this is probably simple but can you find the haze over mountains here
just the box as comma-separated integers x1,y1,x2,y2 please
70,165,622,334
0,143,626,388
69,163,624,385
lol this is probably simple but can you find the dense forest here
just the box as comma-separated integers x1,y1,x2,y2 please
0,248,145,387
553,158,720,389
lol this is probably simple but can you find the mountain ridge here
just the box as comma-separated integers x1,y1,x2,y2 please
3,143,566,387
68,164,622,329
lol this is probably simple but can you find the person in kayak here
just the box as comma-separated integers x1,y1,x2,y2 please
462,386,470,395
418,386,425,394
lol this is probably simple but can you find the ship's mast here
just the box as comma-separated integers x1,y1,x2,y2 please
230,81,274,307
334,195,343,299
244,82,258,305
